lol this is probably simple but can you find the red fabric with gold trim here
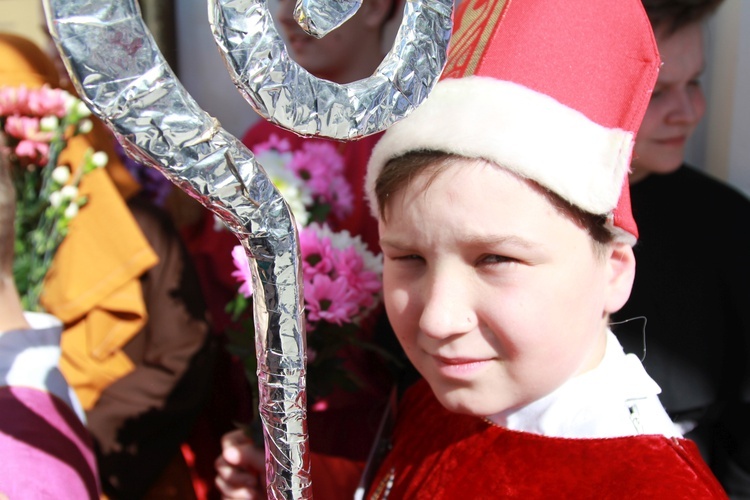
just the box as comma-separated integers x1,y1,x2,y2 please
367,0,660,240
441,0,658,239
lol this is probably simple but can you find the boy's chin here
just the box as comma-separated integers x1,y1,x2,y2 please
431,384,510,418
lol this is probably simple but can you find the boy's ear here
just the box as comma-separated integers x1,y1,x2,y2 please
604,242,636,314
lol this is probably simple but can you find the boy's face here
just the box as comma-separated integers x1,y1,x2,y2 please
379,159,634,417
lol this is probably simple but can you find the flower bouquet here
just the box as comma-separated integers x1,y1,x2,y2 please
226,134,393,416
0,84,106,311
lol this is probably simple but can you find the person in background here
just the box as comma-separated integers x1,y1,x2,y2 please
174,0,401,318
176,0,405,490
1,32,214,498
0,131,100,499
216,0,728,497
237,0,404,461
611,1,750,496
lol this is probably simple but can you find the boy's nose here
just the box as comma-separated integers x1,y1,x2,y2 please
418,273,477,339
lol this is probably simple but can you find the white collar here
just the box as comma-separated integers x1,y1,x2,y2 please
487,331,681,439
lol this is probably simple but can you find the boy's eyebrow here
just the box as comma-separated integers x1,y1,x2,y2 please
378,237,410,250
464,234,540,249
380,234,540,250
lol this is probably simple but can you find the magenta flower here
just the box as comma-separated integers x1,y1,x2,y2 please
254,133,292,155
231,245,254,298
222,176,383,405
326,175,354,219
336,246,382,309
299,226,336,281
298,223,383,324
288,141,353,219
304,274,359,327
222,135,383,406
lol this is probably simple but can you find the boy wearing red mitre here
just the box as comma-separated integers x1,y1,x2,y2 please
217,0,727,497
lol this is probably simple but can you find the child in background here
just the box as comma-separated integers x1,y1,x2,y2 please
1,32,212,498
217,0,727,497
199,0,406,474
0,131,100,499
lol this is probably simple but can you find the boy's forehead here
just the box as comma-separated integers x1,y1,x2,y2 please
384,157,538,213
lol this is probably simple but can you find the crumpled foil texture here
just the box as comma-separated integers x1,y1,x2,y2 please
209,0,453,139
42,1,310,498
42,0,453,497
294,0,362,38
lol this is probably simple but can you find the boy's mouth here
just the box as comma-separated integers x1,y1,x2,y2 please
432,355,493,377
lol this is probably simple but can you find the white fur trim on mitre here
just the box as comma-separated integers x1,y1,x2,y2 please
366,77,634,218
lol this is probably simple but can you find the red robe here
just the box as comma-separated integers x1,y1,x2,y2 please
367,380,727,499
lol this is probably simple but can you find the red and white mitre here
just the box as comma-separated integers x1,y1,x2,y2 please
366,0,661,241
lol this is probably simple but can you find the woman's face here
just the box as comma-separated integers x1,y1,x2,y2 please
379,159,634,417
630,22,706,182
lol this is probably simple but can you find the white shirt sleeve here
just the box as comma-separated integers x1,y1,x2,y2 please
0,312,86,423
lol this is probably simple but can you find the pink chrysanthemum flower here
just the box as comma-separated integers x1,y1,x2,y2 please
336,246,382,310
254,133,292,155
326,175,354,219
288,141,352,219
299,225,336,281
300,224,383,323
4,115,55,143
0,85,70,118
26,85,69,117
14,140,50,165
0,86,20,115
304,274,359,327
231,245,254,298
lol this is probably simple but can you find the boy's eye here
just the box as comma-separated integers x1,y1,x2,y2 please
399,254,424,262
478,254,517,266
388,253,424,262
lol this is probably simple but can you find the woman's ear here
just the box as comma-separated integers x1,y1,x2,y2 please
603,242,636,314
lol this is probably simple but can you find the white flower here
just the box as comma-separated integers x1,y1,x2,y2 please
256,150,313,225
49,191,63,208
51,166,71,185
75,101,92,117
64,202,79,219
256,149,294,175
277,183,311,226
63,93,78,113
40,116,59,131
77,119,93,134
60,185,78,200
91,151,108,168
